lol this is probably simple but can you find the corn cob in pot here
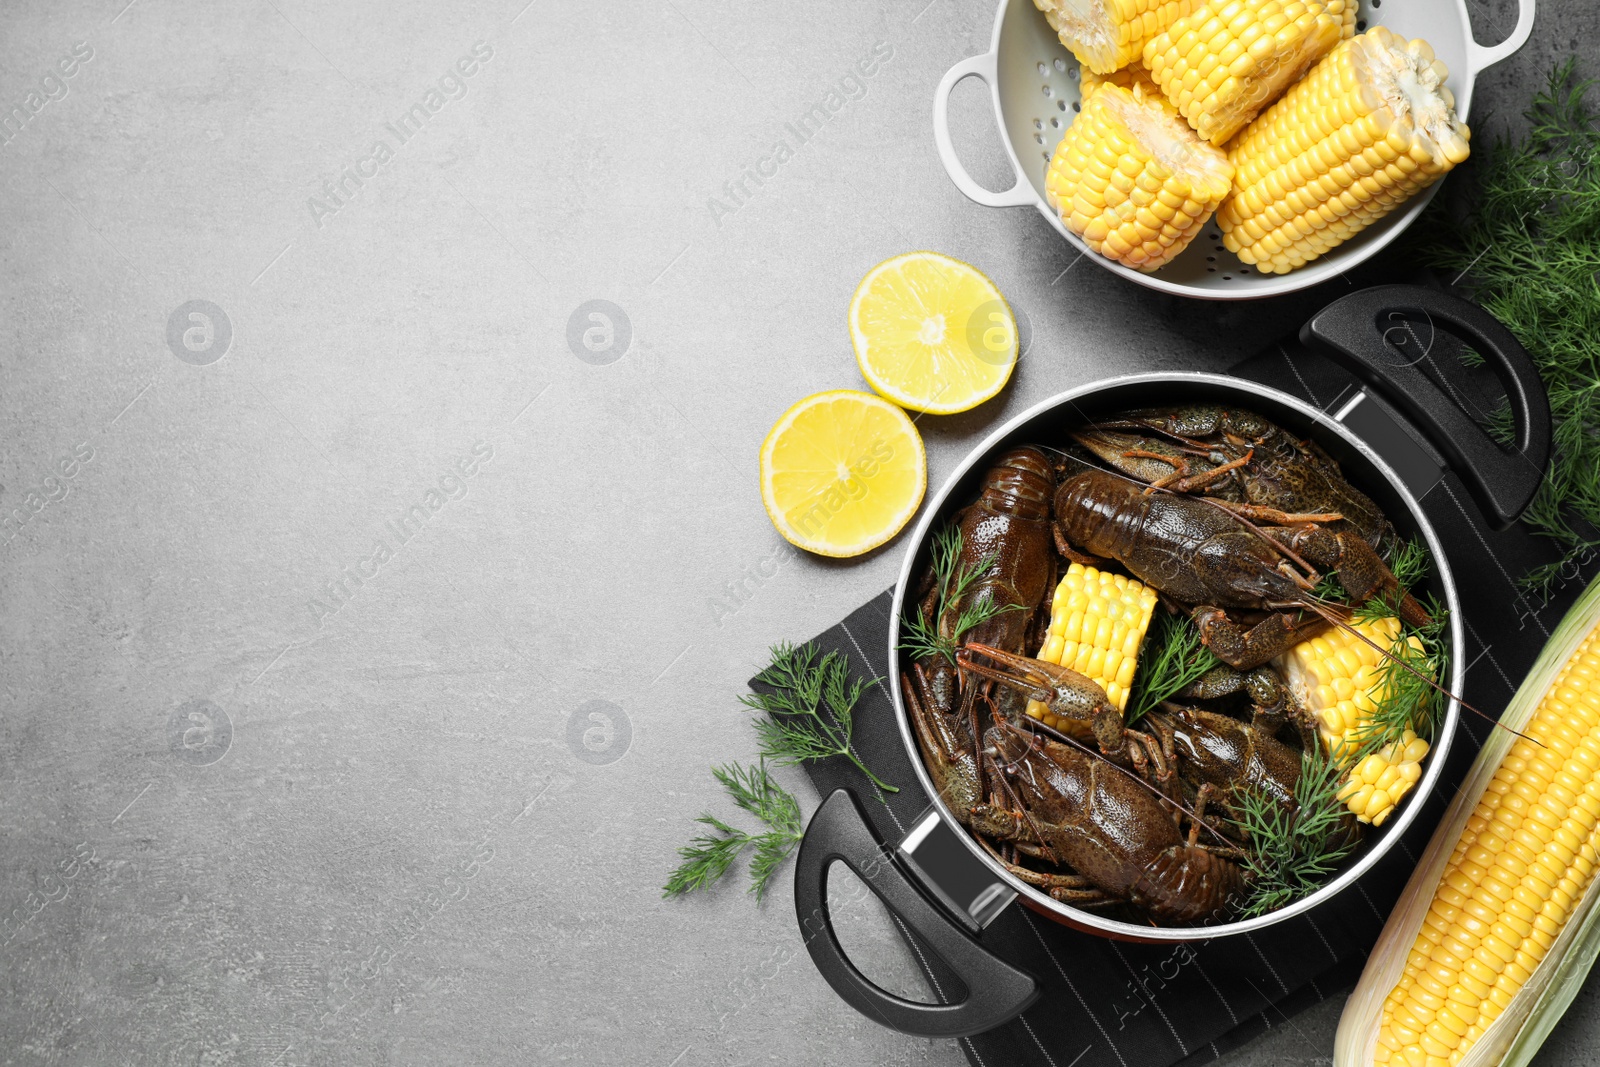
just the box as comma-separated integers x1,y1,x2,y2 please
1277,615,1432,826
1026,562,1158,728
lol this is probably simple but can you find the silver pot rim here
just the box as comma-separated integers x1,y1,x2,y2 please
887,370,1466,941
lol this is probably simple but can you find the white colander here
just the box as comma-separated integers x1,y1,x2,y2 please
933,0,1535,299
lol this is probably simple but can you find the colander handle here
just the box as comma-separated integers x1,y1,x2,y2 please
1300,284,1550,531
1465,0,1536,75
933,53,1037,209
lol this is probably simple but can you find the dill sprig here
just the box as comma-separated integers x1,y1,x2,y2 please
1348,595,1449,755
663,761,804,900
1232,745,1358,918
1410,59,1600,596
741,642,898,794
1125,611,1221,724
898,525,1026,665
1386,536,1432,591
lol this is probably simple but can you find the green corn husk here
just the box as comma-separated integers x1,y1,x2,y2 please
1336,574,1600,1067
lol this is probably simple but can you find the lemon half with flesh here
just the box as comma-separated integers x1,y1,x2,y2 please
850,252,1017,415
760,391,926,557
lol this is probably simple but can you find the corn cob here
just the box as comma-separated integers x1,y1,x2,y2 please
1141,0,1342,145
1370,618,1600,1067
1034,0,1200,74
1045,84,1234,271
1323,0,1358,36
1276,615,1431,826
1078,59,1163,103
1218,27,1470,274
1026,562,1157,728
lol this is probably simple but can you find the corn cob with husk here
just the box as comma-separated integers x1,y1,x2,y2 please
1078,58,1163,103
1034,0,1200,74
1335,576,1600,1067
1045,83,1234,271
1026,562,1158,729
1277,615,1432,826
1141,0,1343,144
1218,26,1470,274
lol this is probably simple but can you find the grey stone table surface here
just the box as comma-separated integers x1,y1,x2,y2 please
1,0,1595,1064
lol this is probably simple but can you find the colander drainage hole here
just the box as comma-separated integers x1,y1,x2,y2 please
1207,256,1216,262
1058,99,1068,111
1055,57,1068,71
1034,118,1044,129
1035,133,1045,144
1223,274,1233,280
1072,101,1081,112
1038,62,1049,76
1356,18,1367,29
1050,116,1061,128
1207,267,1217,273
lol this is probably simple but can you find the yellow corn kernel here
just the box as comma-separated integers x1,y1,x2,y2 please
1373,623,1600,1064
1276,615,1431,824
1322,0,1358,36
1035,0,1200,74
1141,0,1342,144
1079,58,1164,103
1218,27,1470,273
1025,562,1158,729
1045,84,1234,271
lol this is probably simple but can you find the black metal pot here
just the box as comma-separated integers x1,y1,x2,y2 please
792,285,1553,1037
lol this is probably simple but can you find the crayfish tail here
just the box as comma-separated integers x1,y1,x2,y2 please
1131,845,1243,924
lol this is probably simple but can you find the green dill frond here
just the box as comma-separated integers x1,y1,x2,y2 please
1232,745,1358,918
897,525,1026,666
1348,598,1449,757
664,761,806,899
1385,537,1432,591
741,643,897,794
1409,60,1600,596
664,814,754,896
1125,612,1221,724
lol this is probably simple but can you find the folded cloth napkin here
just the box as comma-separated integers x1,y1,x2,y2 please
776,338,1598,1067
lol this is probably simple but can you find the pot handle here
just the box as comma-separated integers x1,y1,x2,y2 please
793,789,1039,1037
1300,284,1550,530
933,53,1036,208
1465,0,1536,77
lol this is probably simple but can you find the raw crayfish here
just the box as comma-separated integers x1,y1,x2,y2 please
1053,467,1427,669
971,721,1243,923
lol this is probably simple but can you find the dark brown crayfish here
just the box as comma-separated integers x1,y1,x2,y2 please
1053,468,1427,669
903,447,1059,821
971,723,1243,923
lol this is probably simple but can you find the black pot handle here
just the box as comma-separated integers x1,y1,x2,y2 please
793,789,1039,1037
1300,284,1550,530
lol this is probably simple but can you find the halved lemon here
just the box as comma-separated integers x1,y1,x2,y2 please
850,252,1017,415
760,391,926,557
